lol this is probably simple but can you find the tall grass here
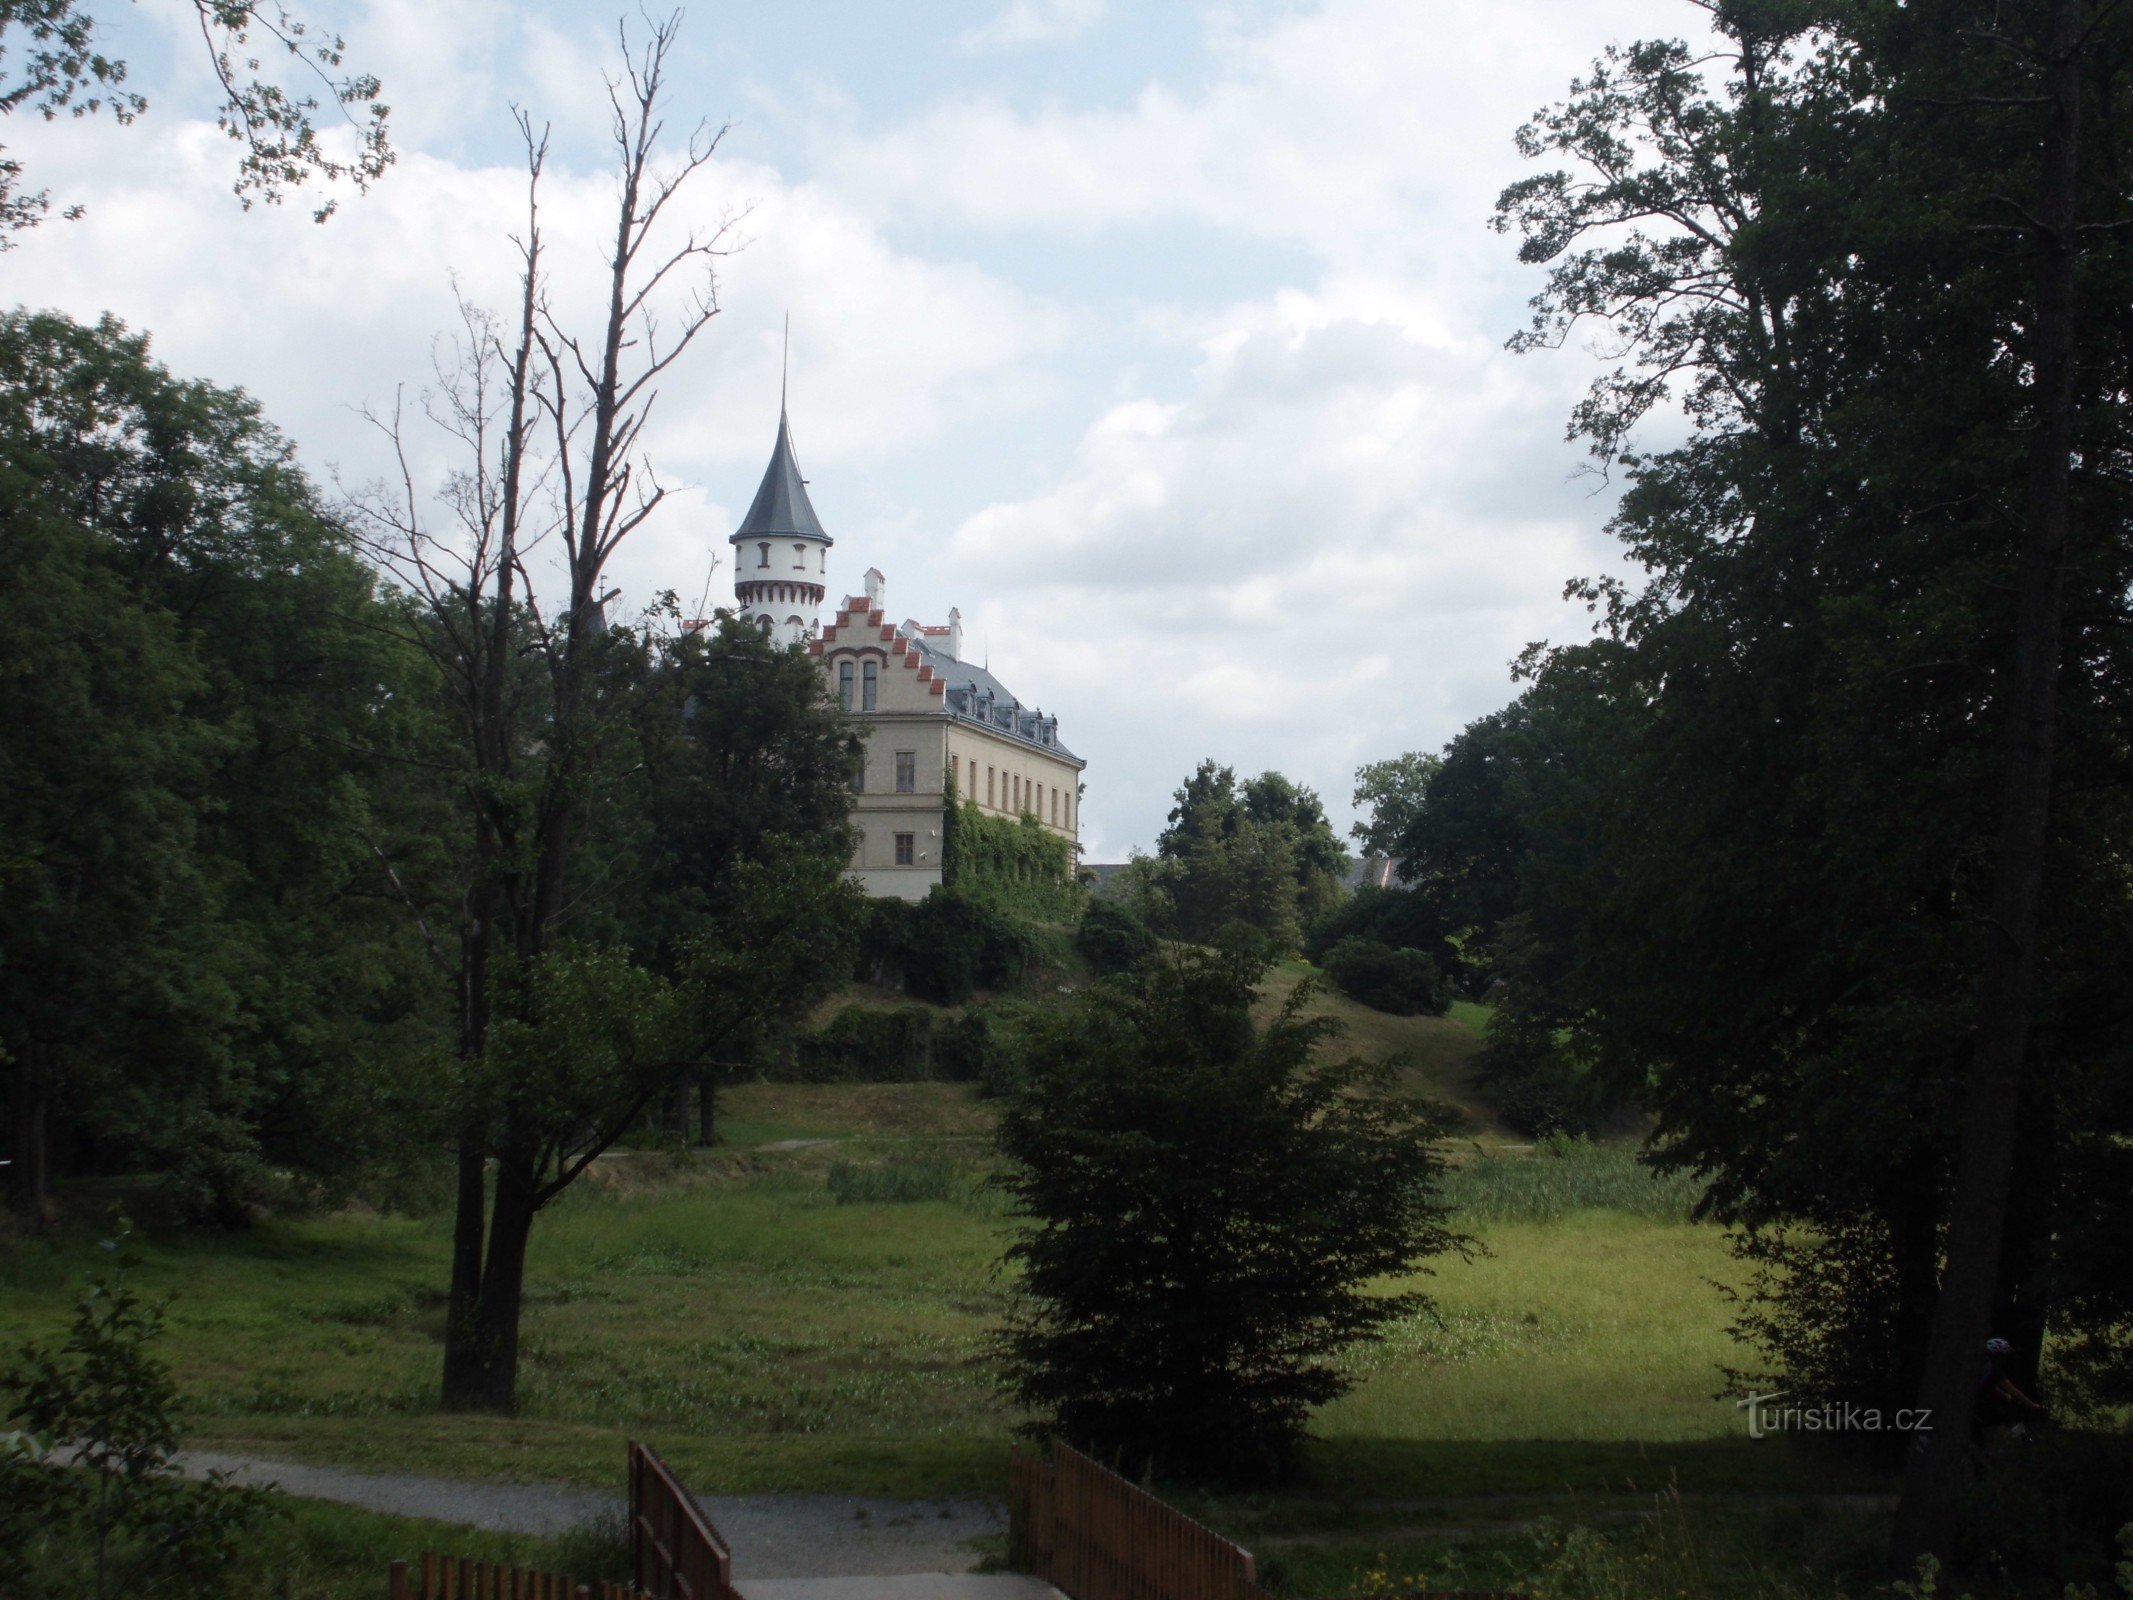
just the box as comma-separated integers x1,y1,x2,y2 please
825,1157,966,1205
1441,1136,1706,1223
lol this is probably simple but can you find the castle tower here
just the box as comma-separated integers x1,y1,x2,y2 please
730,407,831,647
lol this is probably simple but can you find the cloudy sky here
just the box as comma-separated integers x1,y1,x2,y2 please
4,0,1713,858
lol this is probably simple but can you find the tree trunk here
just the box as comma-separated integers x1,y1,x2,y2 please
439,1133,490,1407
7,1038,50,1227
461,1152,540,1411
1889,0,2083,1567
698,1074,717,1148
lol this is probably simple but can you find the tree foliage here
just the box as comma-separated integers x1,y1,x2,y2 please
0,309,443,1225
1147,760,1350,951
0,0,391,238
995,943,1463,1484
1480,3,2133,1548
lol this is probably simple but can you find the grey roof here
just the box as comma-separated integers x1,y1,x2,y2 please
903,632,1084,766
732,411,830,544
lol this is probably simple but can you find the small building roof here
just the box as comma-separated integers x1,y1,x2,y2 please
732,410,830,544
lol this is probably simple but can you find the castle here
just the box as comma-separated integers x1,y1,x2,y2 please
728,404,1085,900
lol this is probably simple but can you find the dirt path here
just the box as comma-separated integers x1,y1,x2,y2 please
174,1452,1007,1581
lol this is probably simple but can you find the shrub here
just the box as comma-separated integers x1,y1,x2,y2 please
1319,936,1451,1016
1303,884,1448,964
1472,997,1592,1136
1,1229,276,1597
792,1004,935,1082
859,890,1047,1005
996,944,1463,1485
1076,899,1157,974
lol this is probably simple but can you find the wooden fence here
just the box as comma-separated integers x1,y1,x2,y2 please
630,1440,742,1600
1010,1441,1272,1600
388,1553,636,1600
1010,1441,1527,1600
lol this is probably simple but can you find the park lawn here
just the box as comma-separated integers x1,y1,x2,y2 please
0,1083,1868,1521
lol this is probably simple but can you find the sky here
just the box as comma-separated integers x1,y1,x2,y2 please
2,0,1716,859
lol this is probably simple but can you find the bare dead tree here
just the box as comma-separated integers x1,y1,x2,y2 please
345,13,749,1411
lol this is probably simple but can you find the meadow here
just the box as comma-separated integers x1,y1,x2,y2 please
2,989,1899,1596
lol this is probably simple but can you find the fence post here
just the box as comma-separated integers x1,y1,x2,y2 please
389,1558,410,1600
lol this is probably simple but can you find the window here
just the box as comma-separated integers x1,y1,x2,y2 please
757,542,770,569
794,542,807,569
987,766,995,806
838,661,853,709
894,833,915,866
849,753,865,793
949,753,959,788
895,751,916,793
1051,787,1059,824
862,661,878,711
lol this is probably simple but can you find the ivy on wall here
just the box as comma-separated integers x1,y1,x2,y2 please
942,776,1081,920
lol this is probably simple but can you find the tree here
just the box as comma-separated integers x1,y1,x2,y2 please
1492,2,2133,1568
1152,760,1350,949
0,310,441,1225
0,0,390,238
995,942,1462,1484
1350,752,1440,862
348,15,861,1412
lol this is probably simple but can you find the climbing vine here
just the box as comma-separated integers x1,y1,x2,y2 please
942,776,1081,920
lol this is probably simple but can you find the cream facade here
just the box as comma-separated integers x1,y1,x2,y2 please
814,576,1084,900
723,406,1086,901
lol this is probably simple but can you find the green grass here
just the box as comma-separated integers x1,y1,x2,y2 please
1440,1136,1706,1223
1254,962,1496,1128
0,1082,1844,1521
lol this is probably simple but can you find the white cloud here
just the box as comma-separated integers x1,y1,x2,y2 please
961,0,1109,52
951,287,1629,854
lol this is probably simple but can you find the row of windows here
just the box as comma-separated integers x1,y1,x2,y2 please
758,541,823,572
948,752,1073,831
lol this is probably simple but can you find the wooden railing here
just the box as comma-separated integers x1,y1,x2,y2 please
630,1441,741,1600
1010,1441,1271,1600
389,1553,636,1600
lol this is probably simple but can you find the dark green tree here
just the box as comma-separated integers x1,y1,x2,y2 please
0,310,442,1224
1492,2,2133,1567
1153,760,1349,949
995,943,1462,1484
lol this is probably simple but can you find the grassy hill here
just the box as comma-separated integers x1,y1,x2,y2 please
1251,959,1499,1132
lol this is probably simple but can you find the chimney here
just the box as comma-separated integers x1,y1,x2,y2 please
864,567,885,610
947,606,963,662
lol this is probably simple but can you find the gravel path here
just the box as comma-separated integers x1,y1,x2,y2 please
174,1452,1006,1581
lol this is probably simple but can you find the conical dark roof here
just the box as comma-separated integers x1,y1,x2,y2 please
731,410,829,543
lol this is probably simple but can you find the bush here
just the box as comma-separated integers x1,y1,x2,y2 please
1472,997,1593,1137
1302,884,1451,965
1076,899,1157,974
859,890,1046,1005
792,1004,935,1082
1318,936,1451,1016
1,1230,276,1597
996,944,1463,1485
